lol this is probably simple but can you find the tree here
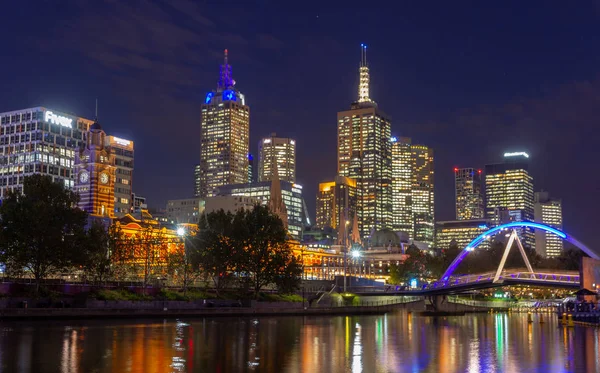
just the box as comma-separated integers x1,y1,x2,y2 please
166,240,199,294
79,220,113,283
0,175,87,292
132,226,170,292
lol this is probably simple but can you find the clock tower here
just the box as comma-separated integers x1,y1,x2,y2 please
74,117,115,218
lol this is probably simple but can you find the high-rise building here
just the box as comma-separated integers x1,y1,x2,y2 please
435,219,492,250
197,50,249,197
316,175,358,230
454,167,484,220
0,107,93,198
74,118,115,218
411,144,434,246
193,164,201,197
534,191,563,258
391,137,413,234
485,152,534,248
106,136,134,217
337,45,392,238
216,180,307,239
247,153,254,183
258,133,296,182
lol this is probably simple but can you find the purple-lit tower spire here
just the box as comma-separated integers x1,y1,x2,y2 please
218,49,234,90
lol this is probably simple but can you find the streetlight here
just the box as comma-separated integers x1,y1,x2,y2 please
343,220,350,292
177,227,185,237
351,250,361,286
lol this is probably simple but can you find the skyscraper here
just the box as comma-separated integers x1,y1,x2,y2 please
485,152,534,247
454,167,484,220
391,137,413,234
106,135,134,217
411,144,435,246
534,191,563,258
193,164,201,197
258,133,296,182
316,175,357,230
197,49,249,197
337,45,392,238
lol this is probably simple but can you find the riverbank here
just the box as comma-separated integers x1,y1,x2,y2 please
0,303,419,321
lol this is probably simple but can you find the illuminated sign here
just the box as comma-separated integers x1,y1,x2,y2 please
45,111,73,128
205,92,214,104
112,137,131,146
263,139,271,144
222,90,236,101
504,152,529,158
290,140,295,145
390,136,397,142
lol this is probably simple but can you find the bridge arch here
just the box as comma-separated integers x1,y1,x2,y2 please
441,221,597,280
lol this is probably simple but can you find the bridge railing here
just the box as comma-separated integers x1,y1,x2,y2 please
447,296,516,308
421,271,580,291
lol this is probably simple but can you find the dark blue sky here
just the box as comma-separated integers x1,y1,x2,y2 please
1,1,599,248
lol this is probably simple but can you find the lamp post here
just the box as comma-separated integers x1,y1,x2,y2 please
343,220,350,292
351,250,361,286
176,226,189,295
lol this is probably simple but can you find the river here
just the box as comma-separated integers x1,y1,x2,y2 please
0,311,597,372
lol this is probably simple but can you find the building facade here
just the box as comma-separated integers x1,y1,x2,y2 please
391,137,413,234
258,133,296,183
106,136,134,217
74,119,115,218
411,144,435,247
166,197,205,224
337,45,392,238
455,167,484,220
197,50,249,197
216,180,306,239
0,107,93,198
315,175,357,230
435,219,492,250
485,152,534,248
534,191,563,258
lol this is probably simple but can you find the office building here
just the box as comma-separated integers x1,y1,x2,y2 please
197,49,250,197
534,191,563,258
132,193,147,214
485,152,534,248
455,167,484,220
337,45,392,238
216,180,306,239
247,153,254,183
411,144,435,247
205,195,260,215
258,133,296,182
193,164,201,197
106,135,134,217
74,118,115,217
391,137,413,234
435,219,492,250
0,107,93,198
166,197,205,224
316,175,358,230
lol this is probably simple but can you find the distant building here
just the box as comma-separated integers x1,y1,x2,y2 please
411,144,434,247
485,152,534,248
0,107,93,198
197,50,249,197
166,197,205,224
247,153,254,183
132,193,147,214
534,191,563,258
193,164,201,197
337,45,392,238
391,137,413,234
315,175,358,231
106,136,134,217
454,167,484,220
435,219,492,250
215,180,306,239
258,133,296,182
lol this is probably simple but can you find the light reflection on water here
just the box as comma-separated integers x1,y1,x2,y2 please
0,311,598,372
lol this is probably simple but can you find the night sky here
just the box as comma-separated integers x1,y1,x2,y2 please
1,1,599,248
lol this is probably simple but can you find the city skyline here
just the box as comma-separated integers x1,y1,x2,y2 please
0,2,598,248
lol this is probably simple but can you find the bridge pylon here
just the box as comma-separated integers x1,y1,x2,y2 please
492,229,534,283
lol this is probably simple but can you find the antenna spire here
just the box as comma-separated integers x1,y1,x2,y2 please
218,48,233,90
95,98,98,120
357,44,372,103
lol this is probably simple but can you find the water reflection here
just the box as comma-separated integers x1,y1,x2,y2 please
0,311,598,372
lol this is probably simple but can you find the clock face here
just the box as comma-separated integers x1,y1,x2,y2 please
99,173,109,184
79,171,89,183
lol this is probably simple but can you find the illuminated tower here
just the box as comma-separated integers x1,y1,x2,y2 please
258,133,296,183
391,137,413,234
106,135,134,217
74,115,115,218
197,49,250,197
411,145,434,246
534,191,563,258
485,152,534,247
337,45,392,239
454,167,484,220
316,176,357,230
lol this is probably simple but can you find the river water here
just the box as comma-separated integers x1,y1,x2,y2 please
0,311,597,372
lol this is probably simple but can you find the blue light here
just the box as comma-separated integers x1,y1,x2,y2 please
205,92,214,104
410,278,417,289
222,90,236,101
247,153,253,161
390,136,397,142
360,43,364,47
478,225,488,229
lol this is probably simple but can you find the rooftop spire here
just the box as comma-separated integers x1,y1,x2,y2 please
357,44,372,103
218,48,233,90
